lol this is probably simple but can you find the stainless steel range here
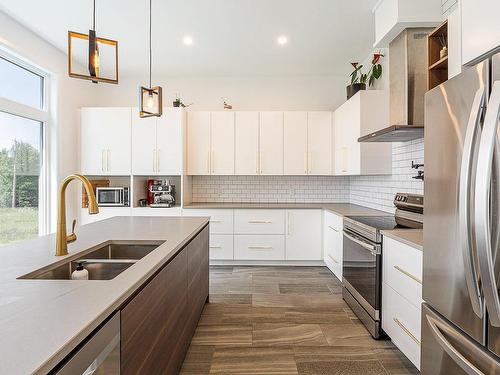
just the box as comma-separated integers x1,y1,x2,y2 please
342,193,423,339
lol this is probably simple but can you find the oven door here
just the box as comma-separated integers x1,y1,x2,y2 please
342,229,381,320
97,188,124,206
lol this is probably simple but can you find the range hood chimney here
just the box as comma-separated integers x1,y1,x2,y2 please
359,28,432,142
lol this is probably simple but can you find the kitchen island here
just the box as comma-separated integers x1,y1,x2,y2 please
0,216,209,375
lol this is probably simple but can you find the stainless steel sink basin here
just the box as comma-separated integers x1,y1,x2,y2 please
19,241,164,280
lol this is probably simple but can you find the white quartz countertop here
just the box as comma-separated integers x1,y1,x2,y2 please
183,202,391,217
0,216,209,375
381,229,423,251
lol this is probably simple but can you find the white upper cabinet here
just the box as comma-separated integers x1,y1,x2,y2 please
211,112,235,175
284,111,308,175
131,109,158,175
307,111,332,175
235,112,259,175
334,91,392,175
461,0,500,65
259,111,283,175
187,111,211,175
81,107,131,175
156,108,183,175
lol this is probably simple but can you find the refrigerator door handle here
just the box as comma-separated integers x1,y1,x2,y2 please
459,87,486,318
475,81,500,327
426,314,484,375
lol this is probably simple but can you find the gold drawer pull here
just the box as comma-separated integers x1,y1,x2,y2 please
248,246,273,249
209,220,222,223
248,220,272,224
210,246,222,249
328,254,339,263
394,317,420,345
394,265,422,284
328,225,339,232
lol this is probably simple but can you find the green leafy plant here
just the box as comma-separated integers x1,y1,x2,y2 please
349,52,384,87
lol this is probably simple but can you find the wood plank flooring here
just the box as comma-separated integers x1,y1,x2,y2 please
180,266,419,375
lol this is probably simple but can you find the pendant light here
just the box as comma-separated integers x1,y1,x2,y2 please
68,0,119,84
139,0,163,117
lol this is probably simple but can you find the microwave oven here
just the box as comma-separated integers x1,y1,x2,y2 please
95,187,129,207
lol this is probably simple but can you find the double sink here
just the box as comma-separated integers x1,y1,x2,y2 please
19,242,164,280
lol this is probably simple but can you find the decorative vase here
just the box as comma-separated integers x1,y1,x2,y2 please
346,83,366,100
440,46,448,59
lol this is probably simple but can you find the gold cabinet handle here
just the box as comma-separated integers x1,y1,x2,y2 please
248,220,272,224
328,225,339,232
157,149,160,172
209,219,222,223
328,254,339,263
393,317,420,345
248,245,273,249
394,265,422,284
209,245,222,249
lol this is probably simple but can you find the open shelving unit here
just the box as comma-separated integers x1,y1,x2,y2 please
428,20,448,90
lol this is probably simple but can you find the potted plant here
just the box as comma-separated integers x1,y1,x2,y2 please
173,94,192,107
346,52,384,99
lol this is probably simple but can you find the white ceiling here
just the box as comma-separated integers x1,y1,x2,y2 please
0,0,379,77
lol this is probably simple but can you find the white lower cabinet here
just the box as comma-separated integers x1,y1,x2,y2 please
183,209,234,234
382,236,423,370
234,209,285,235
382,284,421,369
210,234,234,260
285,209,322,260
323,210,343,280
234,234,285,260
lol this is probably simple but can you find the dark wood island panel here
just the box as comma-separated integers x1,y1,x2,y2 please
121,225,209,375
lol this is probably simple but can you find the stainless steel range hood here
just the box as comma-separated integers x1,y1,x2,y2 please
359,28,431,142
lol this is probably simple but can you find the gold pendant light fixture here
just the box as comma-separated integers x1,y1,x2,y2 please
68,0,119,84
139,0,163,117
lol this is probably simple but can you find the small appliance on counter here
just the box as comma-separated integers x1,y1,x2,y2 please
342,193,423,339
95,186,129,207
147,179,176,208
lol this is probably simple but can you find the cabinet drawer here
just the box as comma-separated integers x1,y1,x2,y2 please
209,234,233,260
383,236,422,308
184,209,233,234
234,235,285,260
234,209,285,234
324,210,343,231
324,225,342,281
382,284,421,370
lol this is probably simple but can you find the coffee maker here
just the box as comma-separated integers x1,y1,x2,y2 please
147,179,176,208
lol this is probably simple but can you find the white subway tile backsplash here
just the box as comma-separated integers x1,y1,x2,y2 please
191,139,424,213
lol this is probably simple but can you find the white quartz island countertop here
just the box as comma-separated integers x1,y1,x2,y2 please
0,216,209,375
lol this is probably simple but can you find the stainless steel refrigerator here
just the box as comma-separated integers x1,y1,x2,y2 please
422,52,500,373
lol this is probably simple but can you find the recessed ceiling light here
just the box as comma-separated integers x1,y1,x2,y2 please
183,35,193,46
277,35,288,46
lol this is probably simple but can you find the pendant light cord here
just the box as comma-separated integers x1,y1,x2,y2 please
93,0,96,30
149,0,152,88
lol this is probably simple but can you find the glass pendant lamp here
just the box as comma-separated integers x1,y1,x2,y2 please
139,0,162,117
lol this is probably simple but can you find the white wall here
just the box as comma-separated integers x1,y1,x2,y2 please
95,74,348,111
0,11,98,232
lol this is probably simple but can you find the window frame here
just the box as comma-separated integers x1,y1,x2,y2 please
0,49,51,236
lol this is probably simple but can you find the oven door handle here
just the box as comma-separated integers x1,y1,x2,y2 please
343,231,380,255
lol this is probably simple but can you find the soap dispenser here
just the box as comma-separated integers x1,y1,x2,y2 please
71,262,89,280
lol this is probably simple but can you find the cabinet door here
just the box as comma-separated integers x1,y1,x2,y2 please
284,111,308,175
235,112,259,175
121,248,188,375
334,100,360,175
308,111,332,175
81,108,108,175
104,108,132,175
286,209,322,260
187,112,211,175
211,112,235,175
131,109,157,175
259,111,283,175
157,108,183,175
461,0,500,65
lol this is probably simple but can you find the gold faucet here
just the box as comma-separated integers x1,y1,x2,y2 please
56,174,99,256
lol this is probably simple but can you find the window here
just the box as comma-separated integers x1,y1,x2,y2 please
0,53,49,245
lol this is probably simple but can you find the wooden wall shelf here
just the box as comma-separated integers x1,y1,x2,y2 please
428,20,448,90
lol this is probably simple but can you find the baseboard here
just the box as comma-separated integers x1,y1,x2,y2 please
209,260,327,266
